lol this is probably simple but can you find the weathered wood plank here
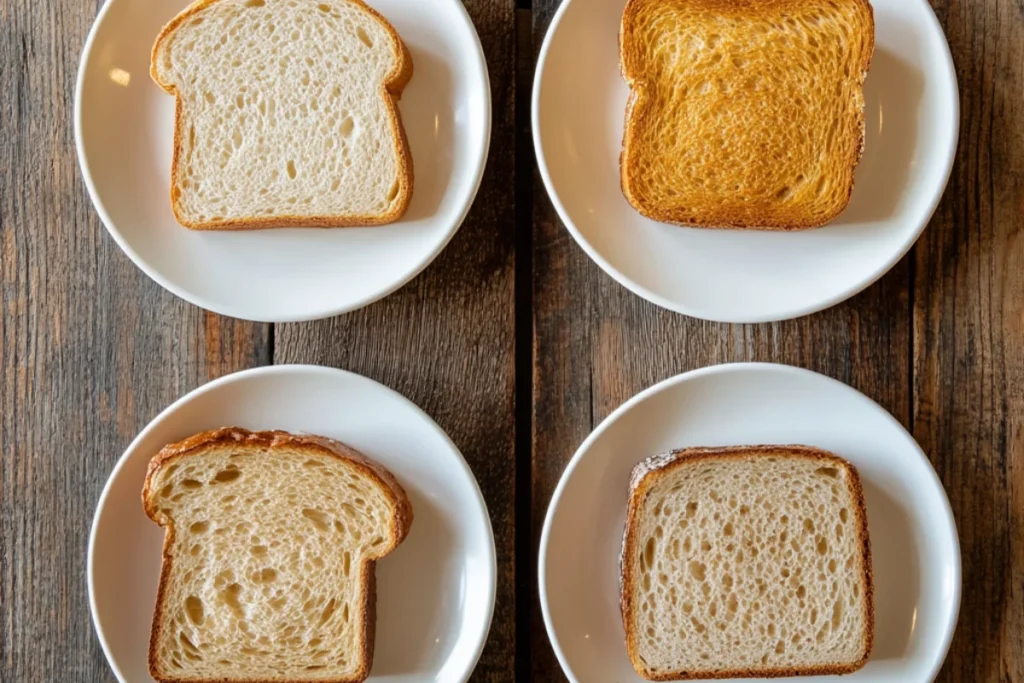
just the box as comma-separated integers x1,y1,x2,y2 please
0,1,271,681
273,1,518,679
529,1,912,680
913,1,1024,681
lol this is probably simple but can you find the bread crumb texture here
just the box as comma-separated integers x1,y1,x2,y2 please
620,0,874,229
624,447,871,679
144,429,410,681
152,0,412,228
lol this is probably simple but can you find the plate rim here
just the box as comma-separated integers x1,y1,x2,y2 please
75,0,493,323
531,0,961,324
87,363,498,683
537,361,962,683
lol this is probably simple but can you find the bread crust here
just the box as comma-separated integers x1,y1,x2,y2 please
150,0,414,230
621,445,874,680
618,0,875,230
141,427,413,683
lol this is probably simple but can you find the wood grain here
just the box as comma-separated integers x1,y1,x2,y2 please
0,1,269,681
273,1,518,679
913,1,1024,681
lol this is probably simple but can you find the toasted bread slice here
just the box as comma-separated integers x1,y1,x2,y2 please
151,0,413,229
142,428,413,682
620,0,874,230
621,445,873,680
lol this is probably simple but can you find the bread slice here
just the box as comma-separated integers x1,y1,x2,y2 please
621,446,873,680
142,428,413,682
619,0,874,230
151,0,413,229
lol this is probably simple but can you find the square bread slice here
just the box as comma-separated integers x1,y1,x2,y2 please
142,428,413,683
621,446,873,680
151,0,413,229
619,0,874,229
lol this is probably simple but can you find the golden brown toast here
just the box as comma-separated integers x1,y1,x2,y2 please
619,0,874,230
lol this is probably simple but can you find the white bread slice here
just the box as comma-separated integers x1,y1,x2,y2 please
619,0,874,229
151,0,413,229
142,428,413,682
621,446,873,680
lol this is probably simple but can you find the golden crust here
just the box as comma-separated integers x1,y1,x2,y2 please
141,427,413,683
150,0,414,230
621,445,874,680
618,0,875,231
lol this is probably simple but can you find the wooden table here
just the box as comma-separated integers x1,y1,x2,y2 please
0,0,1021,681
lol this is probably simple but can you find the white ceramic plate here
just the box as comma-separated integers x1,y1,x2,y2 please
89,365,496,682
76,0,490,322
533,0,959,323
539,363,960,682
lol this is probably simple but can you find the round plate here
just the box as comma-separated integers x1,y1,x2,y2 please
89,365,496,682
539,363,960,682
76,0,490,322
533,0,959,323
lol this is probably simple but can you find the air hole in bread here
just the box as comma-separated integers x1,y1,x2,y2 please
179,631,200,655
318,597,337,626
244,0,265,6
817,536,829,555
643,537,656,568
253,567,277,584
286,160,297,179
342,550,352,576
184,596,205,625
831,600,843,629
775,186,793,200
221,583,244,618
355,26,373,48
301,508,331,531
181,479,202,490
815,467,839,479
688,562,706,581
318,3,331,11
213,467,241,484
251,544,268,557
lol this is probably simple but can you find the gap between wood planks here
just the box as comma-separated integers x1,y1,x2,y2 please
513,7,535,683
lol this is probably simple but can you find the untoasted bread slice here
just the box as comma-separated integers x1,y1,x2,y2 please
142,428,413,682
620,0,874,230
621,445,873,680
152,0,413,229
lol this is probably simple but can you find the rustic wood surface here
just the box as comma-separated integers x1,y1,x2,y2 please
0,0,1021,681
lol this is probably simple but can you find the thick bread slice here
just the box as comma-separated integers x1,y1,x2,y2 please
621,446,873,680
152,0,413,229
142,428,413,682
619,0,874,230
